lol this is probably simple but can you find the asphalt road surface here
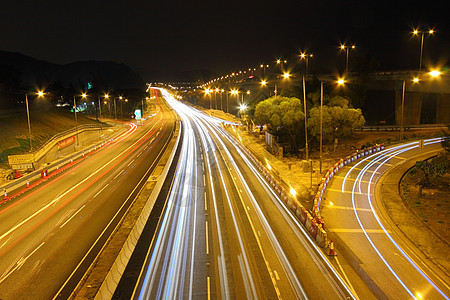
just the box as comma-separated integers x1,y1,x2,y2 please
122,89,355,300
322,138,450,299
0,97,176,299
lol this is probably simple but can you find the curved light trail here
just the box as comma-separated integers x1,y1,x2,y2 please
337,138,449,299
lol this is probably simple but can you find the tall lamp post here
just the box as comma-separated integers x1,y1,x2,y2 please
230,89,239,114
412,28,434,71
300,52,313,160
319,78,346,172
73,93,87,146
25,91,45,152
204,88,212,109
339,44,356,74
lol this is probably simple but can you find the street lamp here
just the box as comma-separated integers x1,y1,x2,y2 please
73,93,87,146
230,89,239,114
300,52,313,160
318,78,346,172
300,52,313,76
215,88,220,109
25,91,45,152
412,28,435,71
204,88,212,109
221,89,224,110
339,44,356,74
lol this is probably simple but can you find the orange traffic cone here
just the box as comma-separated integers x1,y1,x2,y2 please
3,189,8,200
27,180,30,188
328,239,336,256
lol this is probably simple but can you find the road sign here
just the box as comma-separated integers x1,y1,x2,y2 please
8,154,34,165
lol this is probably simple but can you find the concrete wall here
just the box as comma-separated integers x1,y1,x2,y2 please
436,94,450,124
395,90,423,126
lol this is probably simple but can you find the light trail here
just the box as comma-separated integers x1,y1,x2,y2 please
344,138,448,299
138,88,356,299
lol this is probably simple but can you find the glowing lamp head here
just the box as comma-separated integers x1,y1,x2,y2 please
37,91,44,97
240,104,247,111
429,70,441,77
261,80,267,86
82,93,87,98
337,78,345,85
283,72,290,79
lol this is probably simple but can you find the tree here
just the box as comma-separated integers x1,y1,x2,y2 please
307,95,365,144
254,96,305,153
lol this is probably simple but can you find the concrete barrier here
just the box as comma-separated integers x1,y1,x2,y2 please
95,121,181,300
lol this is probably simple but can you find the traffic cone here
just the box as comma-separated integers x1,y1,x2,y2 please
27,180,30,188
3,189,8,200
328,239,336,256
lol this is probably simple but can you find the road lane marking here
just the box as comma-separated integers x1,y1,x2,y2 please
327,188,370,195
335,256,359,300
204,191,207,211
127,159,135,167
113,170,124,180
93,183,109,198
60,205,85,229
327,205,372,212
274,270,280,281
207,276,211,300
335,175,369,184
205,220,209,255
0,241,45,284
329,228,392,233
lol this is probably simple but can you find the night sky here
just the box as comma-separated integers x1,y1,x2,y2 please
1,0,449,81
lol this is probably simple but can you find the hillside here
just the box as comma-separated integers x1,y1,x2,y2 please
0,107,103,166
0,50,145,109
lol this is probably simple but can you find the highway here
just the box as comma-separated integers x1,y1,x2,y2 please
129,89,355,299
0,96,176,299
322,139,450,299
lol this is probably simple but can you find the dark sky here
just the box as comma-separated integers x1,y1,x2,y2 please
1,0,449,80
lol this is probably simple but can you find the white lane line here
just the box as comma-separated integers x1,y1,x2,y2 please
0,242,45,284
60,205,85,229
335,256,359,300
93,184,109,198
328,188,370,195
205,220,209,255
329,228,392,233
328,205,372,212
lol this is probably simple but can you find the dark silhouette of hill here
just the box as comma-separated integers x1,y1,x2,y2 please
0,50,145,92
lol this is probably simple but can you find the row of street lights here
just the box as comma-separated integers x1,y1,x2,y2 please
24,91,134,152
203,27,436,89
